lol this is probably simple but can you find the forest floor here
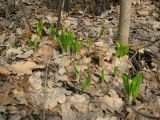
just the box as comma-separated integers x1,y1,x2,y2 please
0,0,160,120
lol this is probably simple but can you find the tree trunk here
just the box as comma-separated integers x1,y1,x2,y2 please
118,0,132,44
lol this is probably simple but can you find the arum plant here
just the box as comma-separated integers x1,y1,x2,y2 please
59,28,82,54
115,41,129,57
122,73,143,102
33,37,39,49
73,64,80,82
27,37,39,49
71,40,82,55
101,67,105,82
113,66,119,77
98,27,105,39
82,68,92,91
50,24,56,40
59,28,74,53
36,20,43,37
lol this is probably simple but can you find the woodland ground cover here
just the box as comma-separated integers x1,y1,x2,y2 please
0,0,160,120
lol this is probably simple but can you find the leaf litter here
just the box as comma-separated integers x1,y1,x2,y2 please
0,0,160,120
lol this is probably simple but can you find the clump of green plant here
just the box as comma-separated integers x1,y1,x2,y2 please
98,27,105,39
27,37,39,49
59,28,81,54
82,68,92,91
73,64,80,81
71,40,82,55
115,41,129,57
101,67,105,82
59,29,74,53
50,24,56,39
37,20,43,37
122,72,143,102
113,66,119,77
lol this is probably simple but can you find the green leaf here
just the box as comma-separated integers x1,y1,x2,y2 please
37,20,43,37
50,24,56,39
59,29,74,53
33,37,38,49
98,27,105,39
101,67,105,82
82,70,91,91
71,40,82,55
130,73,143,100
115,41,129,57
122,73,130,95
73,64,80,81
114,66,118,76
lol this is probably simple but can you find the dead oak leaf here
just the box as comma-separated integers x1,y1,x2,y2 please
8,61,44,76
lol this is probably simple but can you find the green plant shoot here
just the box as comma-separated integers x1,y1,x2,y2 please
122,73,130,96
114,66,119,76
122,73,143,102
101,67,105,82
115,41,129,57
73,64,80,81
59,29,74,53
98,27,105,39
82,69,91,91
71,40,82,55
50,24,56,39
130,73,143,101
37,20,43,37
59,28,82,54
33,37,38,49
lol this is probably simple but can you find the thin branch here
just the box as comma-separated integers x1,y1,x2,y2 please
56,0,65,36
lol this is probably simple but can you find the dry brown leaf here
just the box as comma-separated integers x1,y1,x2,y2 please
0,67,11,76
70,94,89,113
0,82,14,105
27,88,71,109
32,45,53,64
96,116,117,120
8,61,44,76
61,101,77,120
99,95,124,113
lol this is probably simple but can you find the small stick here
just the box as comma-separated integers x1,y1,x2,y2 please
56,0,65,36
19,0,32,31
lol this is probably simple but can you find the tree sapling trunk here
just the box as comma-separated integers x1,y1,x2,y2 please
56,0,65,36
118,0,132,44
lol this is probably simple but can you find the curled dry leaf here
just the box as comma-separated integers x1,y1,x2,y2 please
8,61,44,76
